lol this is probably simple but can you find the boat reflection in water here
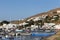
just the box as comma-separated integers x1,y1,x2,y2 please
1,31,56,40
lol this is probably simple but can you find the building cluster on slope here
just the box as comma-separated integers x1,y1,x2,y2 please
0,9,60,37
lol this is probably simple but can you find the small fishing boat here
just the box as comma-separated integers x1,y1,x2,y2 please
2,36,5,39
31,32,56,37
8,35,14,40
0,36,2,39
5,35,9,38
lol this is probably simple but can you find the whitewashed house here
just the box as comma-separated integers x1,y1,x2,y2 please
33,17,41,21
57,10,60,13
54,24,60,29
2,23,17,30
0,26,3,28
31,25,38,31
42,23,55,29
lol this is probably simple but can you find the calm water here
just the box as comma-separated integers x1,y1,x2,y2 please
0,31,56,40
0,35,42,40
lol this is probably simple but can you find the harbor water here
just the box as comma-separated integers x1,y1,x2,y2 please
0,35,42,40
0,29,56,40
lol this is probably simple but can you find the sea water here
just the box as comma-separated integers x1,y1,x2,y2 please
0,32,56,40
1,35,42,40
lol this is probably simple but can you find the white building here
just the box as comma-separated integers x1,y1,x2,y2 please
0,26,3,28
42,23,55,29
54,24,60,29
31,25,38,30
2,23,17,30
57,10,60,13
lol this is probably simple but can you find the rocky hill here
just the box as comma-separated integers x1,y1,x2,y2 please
11,8,60,24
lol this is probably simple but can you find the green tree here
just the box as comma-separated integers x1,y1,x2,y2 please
35,20,44,30
54,15,59,21
45,15,51,23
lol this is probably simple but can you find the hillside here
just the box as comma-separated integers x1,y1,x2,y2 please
10,8,60,40
0,8,60,40
46,31,60,40
11,8,60,24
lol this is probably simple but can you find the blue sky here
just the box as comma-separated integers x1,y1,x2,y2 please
0,0,60,21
